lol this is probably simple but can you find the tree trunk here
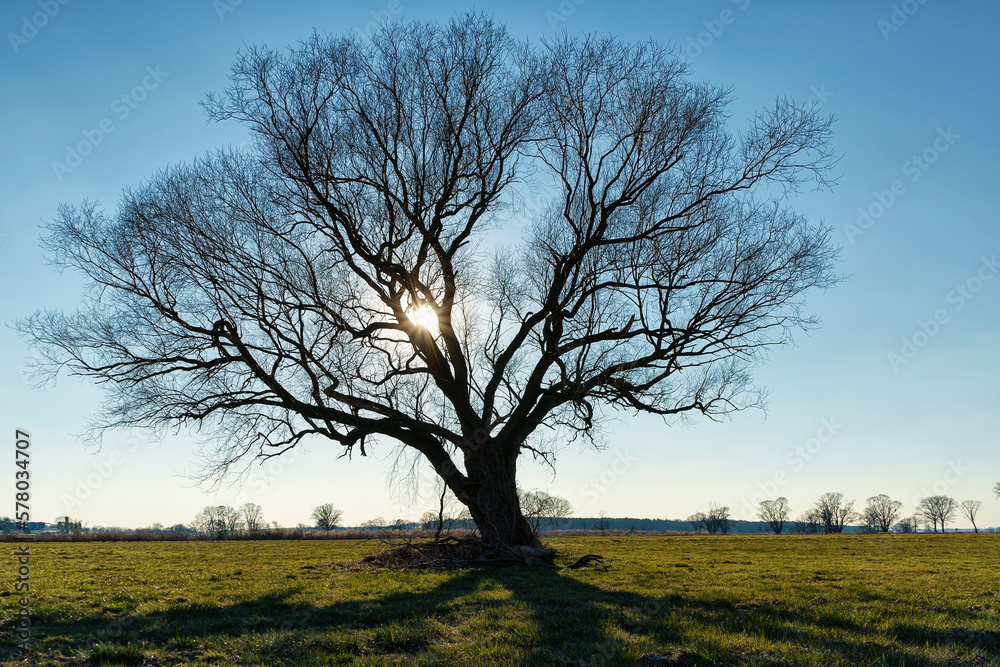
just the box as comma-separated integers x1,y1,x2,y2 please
463,444,537,548
434,481,446,541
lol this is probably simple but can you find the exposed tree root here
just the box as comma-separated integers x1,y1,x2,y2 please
566,554,605,569
358,535,602,571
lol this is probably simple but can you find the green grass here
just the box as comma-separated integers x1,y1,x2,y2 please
1,534,998,665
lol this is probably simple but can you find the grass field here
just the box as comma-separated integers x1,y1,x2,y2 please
1,534,998,665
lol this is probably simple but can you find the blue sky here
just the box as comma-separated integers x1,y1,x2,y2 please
1,1,998,530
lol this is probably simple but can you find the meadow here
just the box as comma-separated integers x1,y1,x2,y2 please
1,534,998,665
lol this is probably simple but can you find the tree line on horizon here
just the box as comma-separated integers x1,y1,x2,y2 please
690,487,998,535
0,487,574,538
3,482,996,537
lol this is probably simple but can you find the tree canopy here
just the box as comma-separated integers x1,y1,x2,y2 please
17,13,838,547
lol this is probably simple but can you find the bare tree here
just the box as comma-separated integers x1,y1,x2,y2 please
421,478,463,539
814,492,858,534
700,503,731,534
594,511,610,534
432,478,449,539
960,500,982,533
311,503,344,531
428,479,449,540
917,495,958,533
17,14,837,548
194,505,232,538
894,517,916,533
862,494,902,533
223,505,244,535
548,496,574,530
241,502,265,534
519,489,573,534
793,509,822,534
757,497,791,534
359,517,387,531
917,501,937,532
687,512,707,533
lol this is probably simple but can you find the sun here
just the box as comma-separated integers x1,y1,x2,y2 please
406,303,439,333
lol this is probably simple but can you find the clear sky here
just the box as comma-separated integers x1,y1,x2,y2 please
1,1,998,531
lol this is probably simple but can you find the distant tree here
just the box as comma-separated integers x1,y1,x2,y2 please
55,516,83,535
814,492,858,534
594,511,610,534
310,503,344,531
793,508,822,534
422,478,463,539
757,497,791,534
166,524,190,535
193,506,222,538
898,515,921,533
223,506,245,535
0,517,14,534
193,505,234,538
687,512,707,533
146,522,164,532
428,479,447,540
862,494,902,533
688,503,732,535
709,504,732,535
917,495,958,533
455,507,475,529
359,517,387,530
546,495,574,530
90,525,126,533
519,489,573,534
960,500,982,533
917,507,934,532
240,503,265,534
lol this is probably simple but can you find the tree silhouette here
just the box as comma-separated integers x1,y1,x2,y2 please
690,503,731,534
17,13,837,547
959,500,981,533
193,505,240,538
241,502,265,534
518,489,573,534
814,492,858,534
862,494,902,533
917,495,958,533
310,503,344,531
757,497,791,534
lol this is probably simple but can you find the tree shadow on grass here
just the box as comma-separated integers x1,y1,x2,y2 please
2,567,997,665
